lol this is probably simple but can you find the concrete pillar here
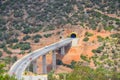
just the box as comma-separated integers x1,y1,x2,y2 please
61,46,65,55
42,55,47,74
26,65,30,72
52,50,56,71
32,59,37,74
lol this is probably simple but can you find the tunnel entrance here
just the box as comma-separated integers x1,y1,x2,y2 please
70,32,77,38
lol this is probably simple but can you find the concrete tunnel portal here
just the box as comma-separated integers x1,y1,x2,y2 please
70,32,77,38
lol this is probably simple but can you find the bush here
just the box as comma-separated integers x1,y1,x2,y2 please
33,34,42,39
23,35,31,41
12,56,17,63
110,33,120,38
22,28,32,34
20,43,31,50
0,43,6,48
56,59,63,65
80,55,90,62
0,51,2,57
43,26,55,32
7,38,18,44
34,38,40,43
12,43,20,49
92,49,97,53
3,47,12,54
6,50,12,54
69,60,76,69
14,10,24,17
96,46,104,53
83,37,89,41
44,34,52,38
97,36,104,42
104,25,114,31
12,42,31,50
85,32,93,37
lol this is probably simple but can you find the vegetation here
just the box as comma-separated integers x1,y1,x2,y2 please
0,51,2,57
12,42,31,50
85,32,93,37
83,37,89,42
34,38,40,43
97,36,104,42
104,25,115,31
92,37,120,72
0,63,17,80
23,35,31,41
48,62,120,80
44,34,52,38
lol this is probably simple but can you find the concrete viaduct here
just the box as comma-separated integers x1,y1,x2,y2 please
9,33,77,80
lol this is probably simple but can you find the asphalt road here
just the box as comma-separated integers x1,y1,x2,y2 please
9,38,73,80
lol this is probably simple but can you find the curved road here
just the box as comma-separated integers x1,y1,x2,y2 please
9,38,73,80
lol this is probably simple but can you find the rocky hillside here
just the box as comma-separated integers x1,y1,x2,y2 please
0,0,120,71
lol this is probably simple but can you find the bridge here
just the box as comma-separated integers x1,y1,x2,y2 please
9,37,77,80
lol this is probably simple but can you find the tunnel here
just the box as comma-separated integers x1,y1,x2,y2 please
70,32,77,38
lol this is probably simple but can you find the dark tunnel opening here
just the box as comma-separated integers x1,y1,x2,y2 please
70,33,77,38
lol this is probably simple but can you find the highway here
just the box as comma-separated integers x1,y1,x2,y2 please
9,38,73,80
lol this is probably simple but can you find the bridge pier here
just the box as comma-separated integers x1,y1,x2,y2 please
42,55,47,74
61,46,65,55
52,50,56,71
32,59,37,74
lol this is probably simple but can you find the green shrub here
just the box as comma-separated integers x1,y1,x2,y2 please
97,36,104,42
7,38,18,44
43,26,55,32
3,47,12,54
12,43,20,49
56,59,63,65
33,34,42,39
96,46,104,53
69,60,76,69
100,54,109,60
92,49,97,53
44,34,52,38
12,42,31,50
85,32,93,37
83,37,89,41
34,38,40,43
0,43,6,48
20,43,31,50
6,50,12,54
23,35,31,41
0,51,2,57
110,33,120,38
80,55,90,62
12,56,17,63
104,25,114,31
3,47,7,52
22,28,32,34
14,10,24,17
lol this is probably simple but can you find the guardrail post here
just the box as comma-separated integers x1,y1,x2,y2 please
52,50,56,71
42,55,47,74
61,46,65,55
32,59,37,74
